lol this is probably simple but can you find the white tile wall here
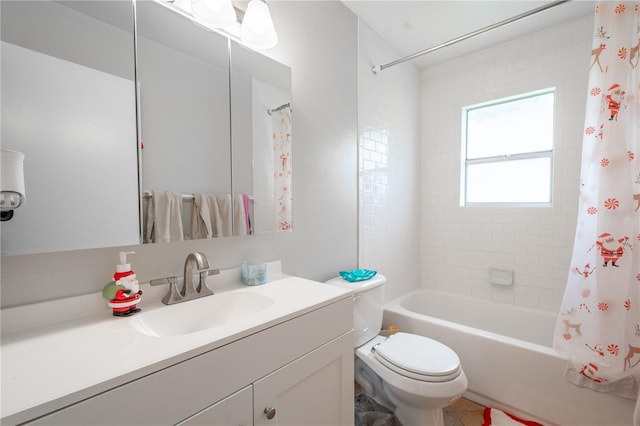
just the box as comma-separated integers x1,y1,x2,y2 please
420,15,594,312
357,20,422,302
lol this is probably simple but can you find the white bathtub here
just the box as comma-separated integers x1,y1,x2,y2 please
383,290,636,426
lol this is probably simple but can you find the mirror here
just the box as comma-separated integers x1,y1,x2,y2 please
231,40,293,234
136,1,232,242
0,1,139,256
0,0,293,256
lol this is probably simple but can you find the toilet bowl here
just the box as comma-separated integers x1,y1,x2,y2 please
355,334,468,426
326,274,467,426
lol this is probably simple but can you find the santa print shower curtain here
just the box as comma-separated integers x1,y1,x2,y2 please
553,1,640,397
272,106,292,231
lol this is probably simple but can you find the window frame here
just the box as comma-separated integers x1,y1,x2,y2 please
460,88,555,207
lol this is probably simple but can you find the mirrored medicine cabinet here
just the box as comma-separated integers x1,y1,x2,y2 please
0,0,292,256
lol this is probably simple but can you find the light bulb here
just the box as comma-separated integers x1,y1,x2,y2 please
191,0,236,27
241,0,278,49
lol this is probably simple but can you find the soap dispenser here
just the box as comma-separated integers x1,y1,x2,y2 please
102,251,143,317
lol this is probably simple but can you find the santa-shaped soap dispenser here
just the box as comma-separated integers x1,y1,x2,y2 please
102,251,143,317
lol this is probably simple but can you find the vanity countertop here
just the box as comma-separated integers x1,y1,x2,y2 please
0,264,353,425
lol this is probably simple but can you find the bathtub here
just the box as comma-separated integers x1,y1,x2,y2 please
383,290,636,426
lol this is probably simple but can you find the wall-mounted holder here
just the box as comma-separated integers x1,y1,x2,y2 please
489,267,513,286
0,150,26,221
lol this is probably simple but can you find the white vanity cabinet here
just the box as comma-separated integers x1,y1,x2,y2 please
22,296,354,426
253,332,354,426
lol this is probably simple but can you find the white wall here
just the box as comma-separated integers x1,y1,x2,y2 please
0,1,359,308
357,20,422,302
420,15,593,312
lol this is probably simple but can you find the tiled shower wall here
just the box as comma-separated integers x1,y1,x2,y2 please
357,20,421,302
421,15,594,312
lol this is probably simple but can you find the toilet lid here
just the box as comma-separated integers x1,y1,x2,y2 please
374,332,461,382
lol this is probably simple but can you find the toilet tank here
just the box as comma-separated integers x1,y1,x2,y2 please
325,274,386,347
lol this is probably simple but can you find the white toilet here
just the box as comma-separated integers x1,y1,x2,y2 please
326,274,467,426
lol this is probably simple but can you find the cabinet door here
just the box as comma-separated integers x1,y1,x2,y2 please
178,386,252,426
253,332,354,426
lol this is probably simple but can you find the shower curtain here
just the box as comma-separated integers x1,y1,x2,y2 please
553,0,640,407
272,105,292,230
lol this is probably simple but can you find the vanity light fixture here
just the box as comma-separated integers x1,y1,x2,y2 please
240,0,278,49
0,149,25,222
191,0,236,28
168,0,278,49
166,0,278,49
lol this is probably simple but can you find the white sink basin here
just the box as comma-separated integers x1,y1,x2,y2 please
130,290,275,337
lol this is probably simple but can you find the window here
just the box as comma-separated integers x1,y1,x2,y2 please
461,89,555,206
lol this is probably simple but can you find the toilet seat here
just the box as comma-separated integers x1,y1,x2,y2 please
374,332,461,382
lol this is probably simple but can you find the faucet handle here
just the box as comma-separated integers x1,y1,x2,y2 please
197,268,220,278
150,276,180,286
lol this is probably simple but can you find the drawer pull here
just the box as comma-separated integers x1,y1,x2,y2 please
264,407,276,419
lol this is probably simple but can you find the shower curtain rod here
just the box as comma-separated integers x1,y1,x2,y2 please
268,102,292,115
372,0,570,74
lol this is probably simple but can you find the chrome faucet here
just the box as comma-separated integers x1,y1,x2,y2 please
150,252,219,305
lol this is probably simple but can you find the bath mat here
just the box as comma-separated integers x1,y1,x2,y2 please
354,393,401,426
482,407,543,426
